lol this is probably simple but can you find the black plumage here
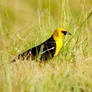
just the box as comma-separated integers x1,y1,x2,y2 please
17,36,56,61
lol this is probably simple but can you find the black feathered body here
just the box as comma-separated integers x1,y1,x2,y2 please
18,36,56,60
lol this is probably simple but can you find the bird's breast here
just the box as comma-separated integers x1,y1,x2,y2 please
54,38,63,56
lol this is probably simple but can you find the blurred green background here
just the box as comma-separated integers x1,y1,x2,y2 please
0,0,92,57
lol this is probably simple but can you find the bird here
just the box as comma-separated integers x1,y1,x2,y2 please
12,28,71,62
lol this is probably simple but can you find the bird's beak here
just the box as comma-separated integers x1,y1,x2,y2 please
66,31,72,35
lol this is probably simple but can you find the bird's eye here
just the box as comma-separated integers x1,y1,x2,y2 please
62,31,67,35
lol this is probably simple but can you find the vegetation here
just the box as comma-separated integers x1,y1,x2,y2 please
0,0,92,92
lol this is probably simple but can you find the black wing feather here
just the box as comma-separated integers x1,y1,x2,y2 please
18,36,56,60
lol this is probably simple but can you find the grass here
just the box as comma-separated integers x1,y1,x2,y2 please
0,0,92,92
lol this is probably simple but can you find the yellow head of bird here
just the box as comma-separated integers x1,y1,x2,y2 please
53,28,71,40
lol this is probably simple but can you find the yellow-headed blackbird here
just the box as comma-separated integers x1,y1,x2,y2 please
13,28,71,61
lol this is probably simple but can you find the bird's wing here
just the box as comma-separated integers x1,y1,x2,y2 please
41,46,55,55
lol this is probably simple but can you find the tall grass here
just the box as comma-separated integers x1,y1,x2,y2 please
0,0,92,92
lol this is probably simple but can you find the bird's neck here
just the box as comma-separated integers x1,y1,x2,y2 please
53,31,63,41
